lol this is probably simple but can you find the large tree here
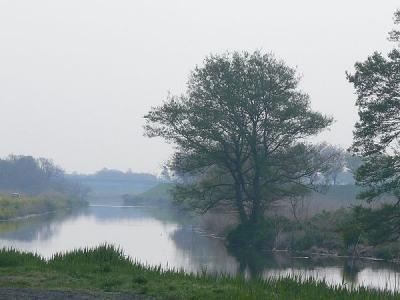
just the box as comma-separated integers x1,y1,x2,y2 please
145,51,333,224
347,10,400,202
347,10,400,242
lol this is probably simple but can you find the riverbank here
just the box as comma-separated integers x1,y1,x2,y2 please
0,245,398,299
0,194,87,220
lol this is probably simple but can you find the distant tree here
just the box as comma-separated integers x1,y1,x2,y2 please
347,10,400,243
0,155,88,200
37,157,64,180
344,153,363,175
145,51,334,224
0,155,57,193
320,144,346,185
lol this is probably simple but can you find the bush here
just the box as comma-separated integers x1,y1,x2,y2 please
227,216,291,250
374,243,400,260
292,230,320,251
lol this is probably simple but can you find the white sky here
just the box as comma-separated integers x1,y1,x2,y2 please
0,0,398,174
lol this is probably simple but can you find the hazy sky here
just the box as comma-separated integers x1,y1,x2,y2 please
0,1,398,174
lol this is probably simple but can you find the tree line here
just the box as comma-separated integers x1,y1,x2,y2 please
0,155,88,200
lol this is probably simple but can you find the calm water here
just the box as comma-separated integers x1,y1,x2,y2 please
1,203,400,292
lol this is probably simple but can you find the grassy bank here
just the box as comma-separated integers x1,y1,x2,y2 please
0,245,398,299
122,183,173,206
0,194,87,220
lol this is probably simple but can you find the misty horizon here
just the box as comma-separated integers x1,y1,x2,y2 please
1,0,398,173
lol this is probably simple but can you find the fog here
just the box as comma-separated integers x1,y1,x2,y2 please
0,0,398,173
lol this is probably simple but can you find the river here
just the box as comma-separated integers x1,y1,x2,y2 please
0,201,399,292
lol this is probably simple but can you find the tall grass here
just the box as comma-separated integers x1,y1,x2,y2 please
0,247,43,267
0,244,398,299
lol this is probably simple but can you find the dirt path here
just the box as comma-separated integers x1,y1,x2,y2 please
0,288,158,300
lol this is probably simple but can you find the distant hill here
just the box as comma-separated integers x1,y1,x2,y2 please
67,169,161,197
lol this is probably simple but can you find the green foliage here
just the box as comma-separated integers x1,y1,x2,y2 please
227,217,291,249
340,223,361,250
0,248,42,267
0,245,398,299
374,243,400,260
49,245,128,270
352,205,400,244
295,208,399,258
347,10,400,202
347,9,400,246
227,213,344,252
293,232,319,251
355,156,400,202
292,210,348,252
145,50,334,224
226,208,399,257
348,50,400,158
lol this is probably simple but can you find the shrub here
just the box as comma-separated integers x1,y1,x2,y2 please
227,216,292,250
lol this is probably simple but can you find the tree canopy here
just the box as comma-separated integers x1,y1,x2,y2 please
145,51,334,224
347,10,400,245
347,9,400,202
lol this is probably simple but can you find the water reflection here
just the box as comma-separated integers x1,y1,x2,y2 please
0,209,86,242
232,249,400,291
0,205,399,291
170,227,238,274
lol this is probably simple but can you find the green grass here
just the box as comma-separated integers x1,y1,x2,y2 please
0,194,86,220
0,245,398,299
123,183,173,206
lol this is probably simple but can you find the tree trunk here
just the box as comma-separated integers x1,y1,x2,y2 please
234,182,247,223
232,157,249,224
249,136,263,224
250,165,262,224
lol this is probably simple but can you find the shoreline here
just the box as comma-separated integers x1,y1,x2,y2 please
0,210,59,222
0,195,88,222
